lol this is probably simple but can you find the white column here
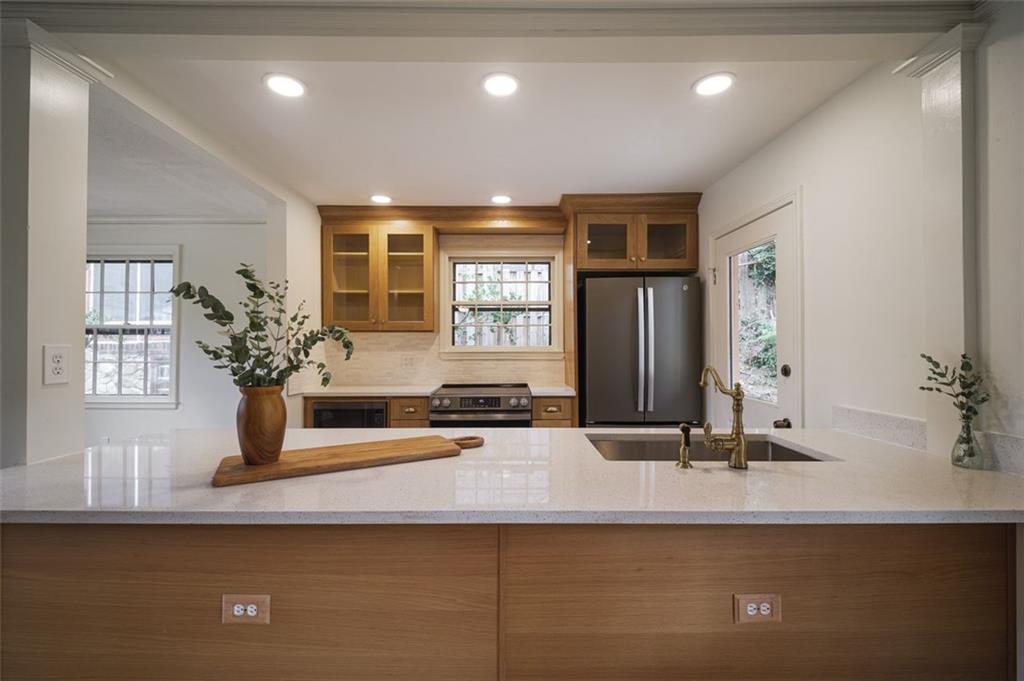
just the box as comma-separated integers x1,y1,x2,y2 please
894,23,987,455
0,20,109,466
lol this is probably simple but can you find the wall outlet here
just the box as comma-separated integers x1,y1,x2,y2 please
733,593,782,624
42,345,71,385
400,354,418,370
221,594,271,625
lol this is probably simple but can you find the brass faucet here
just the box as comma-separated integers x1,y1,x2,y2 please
698,365,748,470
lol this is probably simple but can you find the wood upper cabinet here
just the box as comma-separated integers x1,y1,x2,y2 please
322,220,434,332
562,194,701,272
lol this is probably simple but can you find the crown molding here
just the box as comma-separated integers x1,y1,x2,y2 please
0,2,978,37
892,21,988,77
0,18,111,82
87,216,267,225
318,205,567,233
558,192,702,218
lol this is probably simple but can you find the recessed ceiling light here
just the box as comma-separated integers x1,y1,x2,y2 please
370,194,393,204
482,73,519,97
491,195,512,205
263,73,306,98
693,72,735,96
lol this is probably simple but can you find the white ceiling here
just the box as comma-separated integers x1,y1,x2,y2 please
85,56,875,206
88,85,267,220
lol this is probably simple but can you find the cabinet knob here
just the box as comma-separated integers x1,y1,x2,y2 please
403,407,417,414
640,256,647,261
630,256,637,262
545,406,560,413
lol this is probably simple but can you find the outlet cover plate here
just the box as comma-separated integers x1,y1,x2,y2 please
221,594,271,624
42,345,71,385
733,593,782,624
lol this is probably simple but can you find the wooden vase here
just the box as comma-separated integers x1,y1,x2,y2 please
236,386,287,465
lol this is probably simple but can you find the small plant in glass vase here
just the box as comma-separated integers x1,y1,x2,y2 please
919,353,990,470
171,264,353,465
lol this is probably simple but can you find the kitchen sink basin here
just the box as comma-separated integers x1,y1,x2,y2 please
586,433,834,462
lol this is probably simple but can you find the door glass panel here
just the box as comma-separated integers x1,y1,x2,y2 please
729,240,777,403
386,233,424,322
332,233,371,322
646,222,688,260
586,223,628,260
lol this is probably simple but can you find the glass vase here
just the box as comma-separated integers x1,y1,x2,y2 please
951,418,989,470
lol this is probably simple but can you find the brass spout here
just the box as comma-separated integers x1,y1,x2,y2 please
698,365,748,470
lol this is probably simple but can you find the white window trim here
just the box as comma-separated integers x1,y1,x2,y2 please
439,237,564,360
85,244,182,409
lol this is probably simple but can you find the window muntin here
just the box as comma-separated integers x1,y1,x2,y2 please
450,260,553,348
85,258,175,399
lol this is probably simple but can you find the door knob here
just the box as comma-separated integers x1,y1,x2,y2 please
780,364,792,377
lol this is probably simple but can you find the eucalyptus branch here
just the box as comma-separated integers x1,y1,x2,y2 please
170,264,353,388
919,353,990,422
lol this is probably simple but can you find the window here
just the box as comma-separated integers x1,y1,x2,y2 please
85,249,178,404
441,236,563,356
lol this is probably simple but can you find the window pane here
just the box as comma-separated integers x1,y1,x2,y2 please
84,362,94,394
153,261,173,292
456,282,500,302
475,308,502,325
122,330,146,362
527,282,550,302
103,261,126,292
85,294,101,325
121,363,145,395
527,308,551,325
86,262,101,291
505,308,527,326
501,262,526,282
455,263,477,282
96,331,119,362
503,283,526,301
128,261,152,292
102,293,125,324
84,333,96,362
148,329,171,363
126,293,151,325
478,325,500,347
528,263,550,281
452,325,477,347
149,363,171,395
95,363,119,395
453,306,476,325
152,293,173,325
477,263,500,282
730,240,777,404
504,325,527,347
528,325,551,346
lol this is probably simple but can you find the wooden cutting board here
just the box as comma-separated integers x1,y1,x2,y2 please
211,435,484,488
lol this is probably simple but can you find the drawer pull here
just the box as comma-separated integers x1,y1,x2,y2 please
544,406,561,413
403,407,418,414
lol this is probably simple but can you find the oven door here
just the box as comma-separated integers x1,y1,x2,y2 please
429,412,532,428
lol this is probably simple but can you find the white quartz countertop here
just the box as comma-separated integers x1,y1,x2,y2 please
294,385,576,397
3,427,1024,525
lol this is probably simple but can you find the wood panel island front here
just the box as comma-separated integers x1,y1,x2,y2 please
2,427,1021,680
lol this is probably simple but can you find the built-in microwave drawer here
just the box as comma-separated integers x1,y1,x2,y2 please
310,400,388,428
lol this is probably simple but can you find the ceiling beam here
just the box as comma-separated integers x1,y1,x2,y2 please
1,2,979,37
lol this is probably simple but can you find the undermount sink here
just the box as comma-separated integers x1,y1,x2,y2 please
586,433,835,463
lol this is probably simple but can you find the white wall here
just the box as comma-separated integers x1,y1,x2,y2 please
976,3,1024,446
85,223,267,444
699,62,925,430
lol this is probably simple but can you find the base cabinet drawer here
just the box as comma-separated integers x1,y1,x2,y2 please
532,397,573,422
537,419,572,428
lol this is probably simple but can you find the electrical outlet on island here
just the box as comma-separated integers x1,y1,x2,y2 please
733,593,782,624
221,594,271,624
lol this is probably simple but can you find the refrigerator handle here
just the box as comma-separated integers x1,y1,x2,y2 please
646,286,655,412
636,288,645,412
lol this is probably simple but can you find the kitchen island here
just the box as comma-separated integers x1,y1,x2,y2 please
2,427,1021,680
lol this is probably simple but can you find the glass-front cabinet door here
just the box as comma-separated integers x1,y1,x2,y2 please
576,214,638,270
638,213,698,270
323,224,379,331
379,223,434,331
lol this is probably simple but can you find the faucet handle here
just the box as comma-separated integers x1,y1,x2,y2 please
679,424,691,448
702,421,714,439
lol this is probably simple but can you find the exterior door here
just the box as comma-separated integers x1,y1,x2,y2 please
711,200,800,428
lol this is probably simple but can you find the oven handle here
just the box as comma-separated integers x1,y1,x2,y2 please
427,412,532,422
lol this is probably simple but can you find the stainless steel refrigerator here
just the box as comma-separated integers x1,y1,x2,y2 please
580,275,702,425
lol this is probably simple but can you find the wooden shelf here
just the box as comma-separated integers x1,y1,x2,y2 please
387,252,424,257
388,289,424,294
334,289,370,294
334,251,369,256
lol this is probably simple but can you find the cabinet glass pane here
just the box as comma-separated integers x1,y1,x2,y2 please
331,233,371,321
646,222,688,260
387,233,424,322
586,223,629,260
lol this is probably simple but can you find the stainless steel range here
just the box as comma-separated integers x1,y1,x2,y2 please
429,383,532,428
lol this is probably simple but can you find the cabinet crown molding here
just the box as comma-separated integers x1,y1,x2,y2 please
318,205,567,234
558,192,702,219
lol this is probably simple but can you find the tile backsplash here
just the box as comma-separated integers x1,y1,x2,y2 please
295,332,567,390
